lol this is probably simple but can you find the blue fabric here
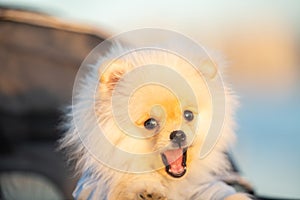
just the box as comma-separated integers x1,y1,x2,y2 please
73,171,236,200
73,171,107,200
196,180,236,200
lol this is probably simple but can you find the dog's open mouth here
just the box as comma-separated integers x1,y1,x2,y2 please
161,148,187,178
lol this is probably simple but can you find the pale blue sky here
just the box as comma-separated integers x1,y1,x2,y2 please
1,0,300,41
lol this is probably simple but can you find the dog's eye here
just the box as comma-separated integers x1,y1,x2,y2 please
144,118,158,130
184,110,194,121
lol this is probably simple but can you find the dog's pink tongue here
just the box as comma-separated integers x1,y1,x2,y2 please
164,149,184,174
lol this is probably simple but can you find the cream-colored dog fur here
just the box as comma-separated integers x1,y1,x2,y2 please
60,44,251,200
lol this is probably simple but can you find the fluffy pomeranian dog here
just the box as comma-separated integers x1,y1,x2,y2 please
60,42,251,200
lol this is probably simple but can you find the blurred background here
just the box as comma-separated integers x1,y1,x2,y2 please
0,0,299,199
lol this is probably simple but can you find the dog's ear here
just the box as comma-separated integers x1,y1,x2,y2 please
199,59,218,79
99,60,132,90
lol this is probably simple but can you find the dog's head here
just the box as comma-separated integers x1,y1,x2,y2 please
95,50,224,178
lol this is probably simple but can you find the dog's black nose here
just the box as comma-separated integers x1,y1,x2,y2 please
170,130,186,147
